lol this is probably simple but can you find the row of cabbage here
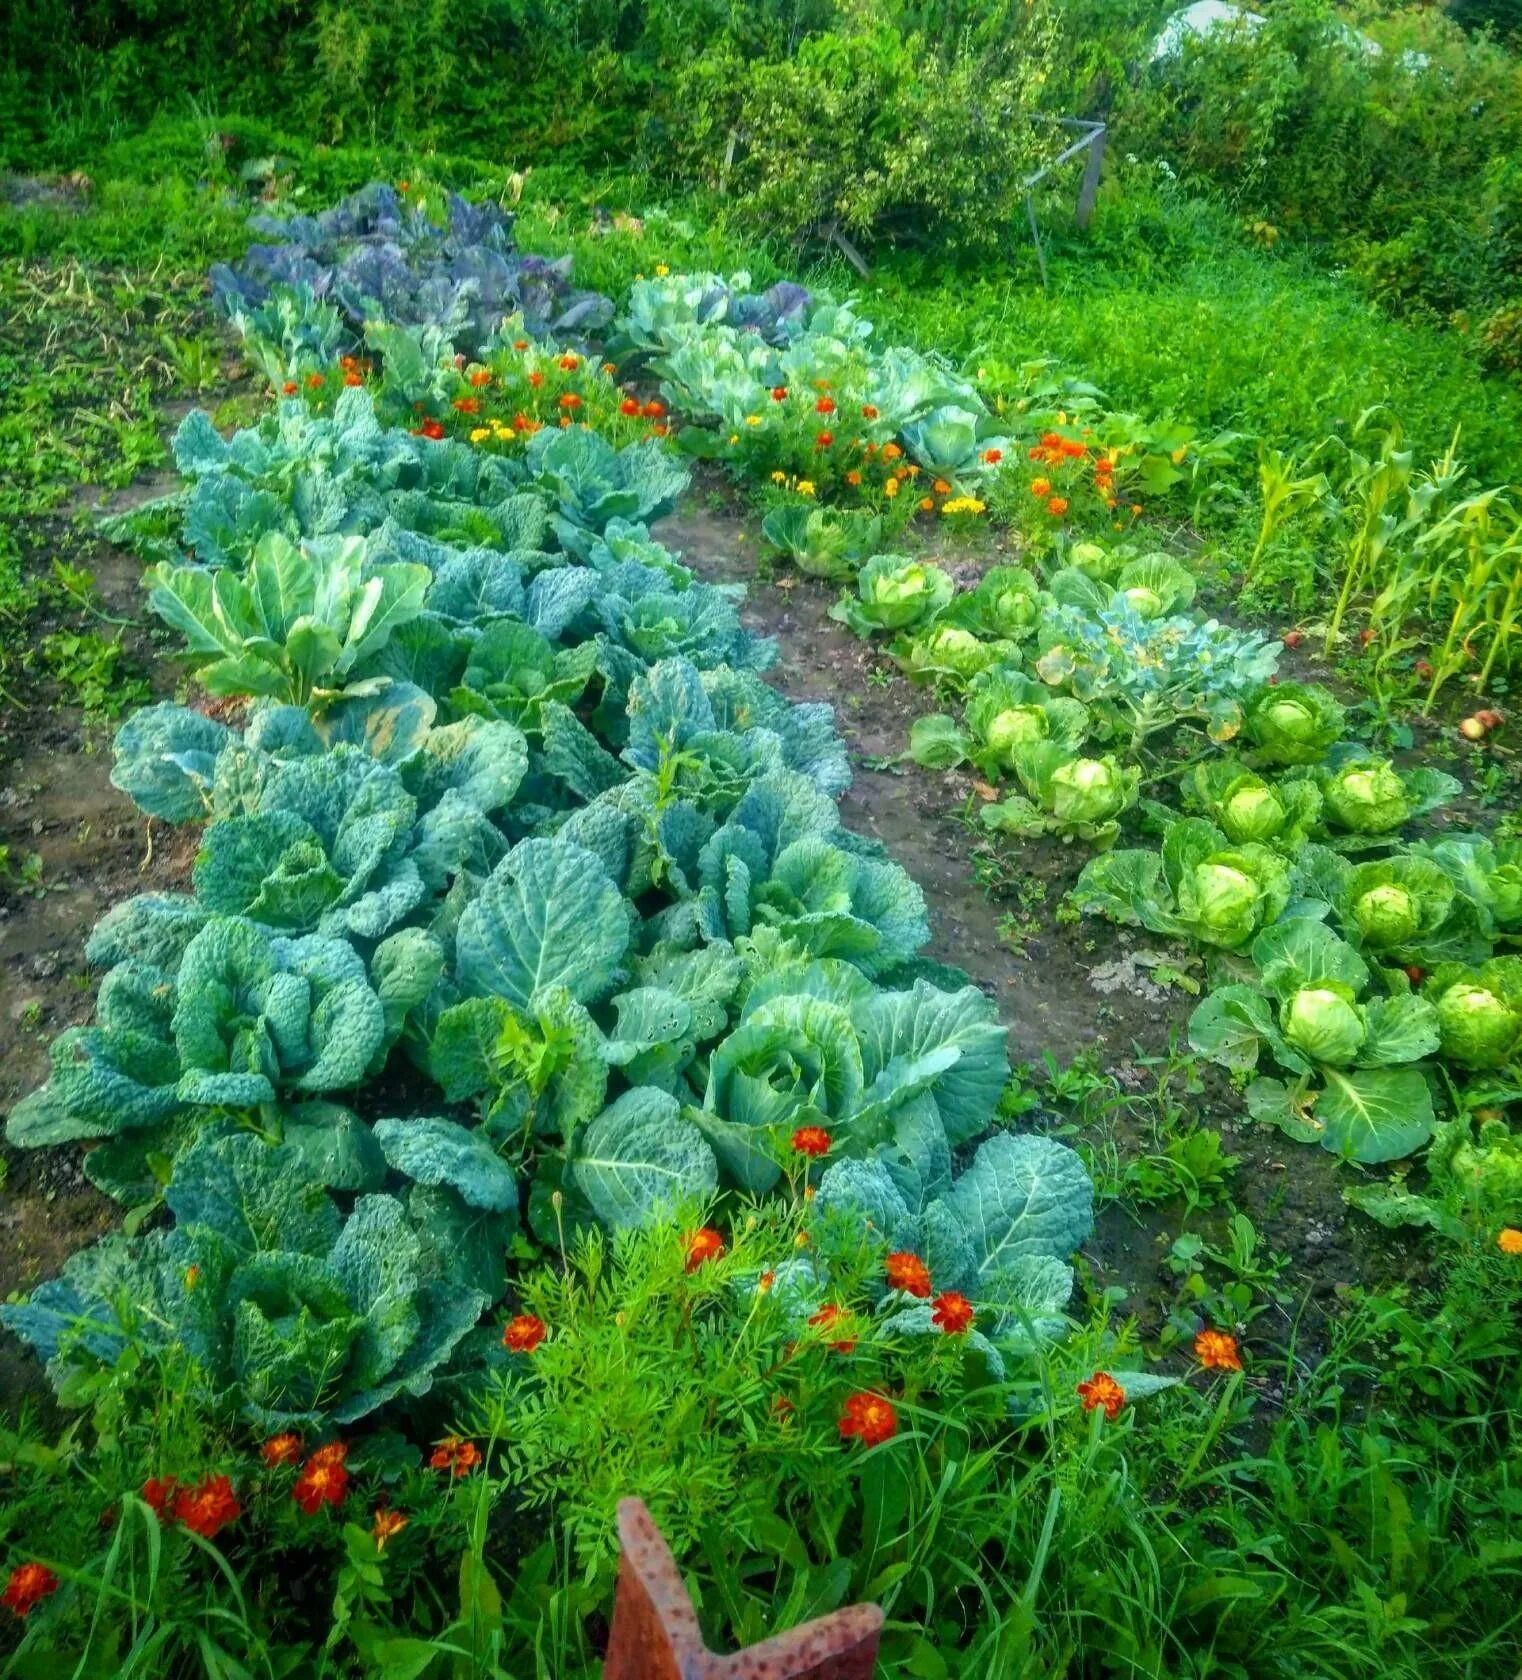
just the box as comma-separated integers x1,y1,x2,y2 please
2,325,1098,1434
604,264,1522,1227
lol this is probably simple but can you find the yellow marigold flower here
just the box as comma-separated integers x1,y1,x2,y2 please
796,480,816,497
469,427,490,443
655,263,670,277
770,470,787,484
883,477,900,498
941,496,986,516
1498,1227,1522,1254
745,415,764,427
1171,445,1188,464
729,433,740,445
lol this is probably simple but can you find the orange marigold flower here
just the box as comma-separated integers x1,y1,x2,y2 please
343,370,363,387
1499,1227,1522,1254
884,1251,932,1299
1194,1328,1243,1372
1076,1371,1127,1421
685,1227,726,1272
172,1473,241,1540
340,354,358,370
513,338,530,351
620,397,641,416
429,1436,482,1478
838,1392,897,1447
142,1476,178,1523
503,1313,547,1353
758,1269,777,1293
453,397,481,414
815,396,836,415
559,393,582,411
1095,456,1114,476
293,1451,350,1515
1061,438,1086,458
919,495,935,511
603,360,617,374
1030,477,1051,498
1046,496,1070,517
305,372,325,390
558,354,580,371
528,371,544,388
981,448,1003,464
933,478,952,495
372,1508,408,1552
881,442,903,461
469,368,492,387
931,1291,975,1334
808,1303,856,1353
816,431,834,448
642,400,666,419
261,1434,302,1468
845,469,862,487
771,386,788,402
791,1125,832,1158
281,380,298,396
861,404,879,419
417,419,445,440
2,1563,59,1619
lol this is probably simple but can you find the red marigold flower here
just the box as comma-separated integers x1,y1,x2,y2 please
1194,1328,1243,1372
861,404,879,419
884,1251,932,1299
308,1442,348,1470
2,1562,59,1618
981,448,1003,464
791,1125,831,1158
642,400,665,419
559,393,582,411
1076,1371,1127,1420
261,1434,302,1468
293,1451,350,1515
1095,456,1114,476
428,1436,482,1478
808,1303,856,1353
1046,496,1070,517
304,372,324,391
816,431,834,448
503,1313,547,1353
469,369,492,387
528,371,544,388
684,1227,726,1272
343,370,363,387
372,1508,408,1551
558,354,580,371
931,1291,975,1334
172,1473,241,1540
620,397,642,416
142,1476,178,1523
452,397,480,414
771,386,788,402
815,396,836,416
513,338,530,350
281,380,298,396
418,419,445,440
1061,438,1086,458
838,1392,897,1447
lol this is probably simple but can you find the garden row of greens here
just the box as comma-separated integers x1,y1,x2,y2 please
1,190,1106,1458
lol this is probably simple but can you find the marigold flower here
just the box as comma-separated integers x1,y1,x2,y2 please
845,469,862,487
791,1125,831,1158
372,1508,408,1552
396,180,410,192
884,477,900,499
620,397,642,417
261,1434,302,1468
503,1313,547,1353
933,478,952,495
771,386,788,402
453,397,481,414
745,414,763,426
654,263,670,277
882,442,903,461
172,1473,241,1540
942,496,986,517
808,1303,856,1353
305,372,325,390
1030,477,1051,498
2,1562,59,1618
642,399,666,418
919,495,935,511
1194,1328,1243,1372
559,393,582,411
142,1475,178,1523
861,404,879,419
931,1291,974,1334
1076,1371,1127,1420
513,338,530,351
815,396,836,415
558,354,580,371
770,470,787,484
884,1251,931,1298
1095,456,1114,476
815,431,834,448
1498,1227,1522,1254
469,426,489,443
684,1227,726,1272
310,1442,349,1470
981,448,1003,465
902,463,919,477
758,1269,777,1293
528,371,544,388
469,368,492,387
603,361,617,374
1046,496,1070,517
838,1392,897,1447
429,1436,482,1478
796,480,816,497
281,381,298,395
418,419,445,440
293,1449,350,1515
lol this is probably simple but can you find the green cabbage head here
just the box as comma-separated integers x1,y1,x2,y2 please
1245,682,1345,766
1429,959,1522,1070
1220,783,1287,845
1050,758,1130,827
1323,759,1409,835
1189,862,1264,944
915,626,994,679
1283,985,1366,1066
986,706,1049,755
1351,882,1420,948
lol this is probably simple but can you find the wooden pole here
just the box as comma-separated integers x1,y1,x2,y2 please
603,1499,884,1680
